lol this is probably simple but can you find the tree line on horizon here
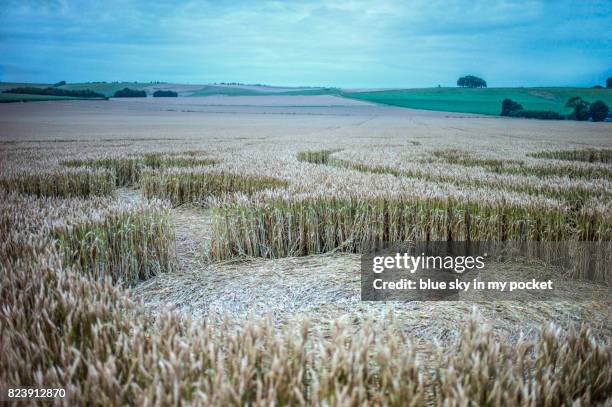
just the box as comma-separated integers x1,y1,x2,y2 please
1,87,106,99
152,90,178,97
501,97,609,122
113,88,146,98
111,88,178,97
457,75,487,88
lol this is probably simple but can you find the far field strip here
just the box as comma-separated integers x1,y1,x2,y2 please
4,81,610,118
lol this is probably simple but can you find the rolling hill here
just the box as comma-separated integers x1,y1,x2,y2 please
341,87,612,116
2,81,611,119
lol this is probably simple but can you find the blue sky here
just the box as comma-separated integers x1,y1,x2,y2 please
1,0,610,87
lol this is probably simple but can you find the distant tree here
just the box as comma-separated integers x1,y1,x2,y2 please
566,97,590,121
589,100,609,122
501,99,523,116
607,77,612,88
53,80,66,87
565,96,583,107
457,75,487,88
113,88,146,97
153,90,178,97
591,85,604,89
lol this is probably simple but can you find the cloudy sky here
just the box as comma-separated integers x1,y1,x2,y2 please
0,0,610,87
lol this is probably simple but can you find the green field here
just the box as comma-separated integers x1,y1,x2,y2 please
189,85,341,97
56,83,338,98
342,87,612,116
189,86,272,96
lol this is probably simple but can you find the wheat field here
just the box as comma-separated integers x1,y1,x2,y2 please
0,98,611,405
